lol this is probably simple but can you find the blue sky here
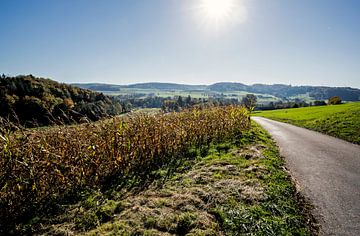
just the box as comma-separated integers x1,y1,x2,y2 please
1,0,359,88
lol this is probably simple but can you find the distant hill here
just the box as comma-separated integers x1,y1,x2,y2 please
208,82,248,92
210,83,360,101
72,82,207,91
0,75,125,127
71,83,125,91
74,82,360,101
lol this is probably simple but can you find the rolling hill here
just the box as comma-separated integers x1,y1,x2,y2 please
73,82,360,101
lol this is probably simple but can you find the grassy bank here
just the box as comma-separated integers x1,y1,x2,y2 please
17,123,317,235
253,102,360,144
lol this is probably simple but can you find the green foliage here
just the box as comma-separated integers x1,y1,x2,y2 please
96,200,117,223
176,212,197,235
75,211,99,230
254,102,360,144
241,94,257,112
314,100,326,106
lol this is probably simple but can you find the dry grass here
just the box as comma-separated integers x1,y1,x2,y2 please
8,123,316,235
38,144,267,236
0,106,250,232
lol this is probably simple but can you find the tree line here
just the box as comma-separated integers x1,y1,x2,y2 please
256,96,343,110
115,94,242,112
0,75,126,127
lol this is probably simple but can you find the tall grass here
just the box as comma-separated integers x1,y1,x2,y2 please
0,106,250,229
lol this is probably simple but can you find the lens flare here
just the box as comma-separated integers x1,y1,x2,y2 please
195,0,247,31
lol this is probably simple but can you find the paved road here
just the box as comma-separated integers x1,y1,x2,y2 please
252,117,360,236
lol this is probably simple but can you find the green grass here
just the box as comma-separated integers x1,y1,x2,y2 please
253,102,360,144
17,123,317,235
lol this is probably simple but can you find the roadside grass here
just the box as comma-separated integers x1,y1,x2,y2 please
253,102,360,144
17,123,317,235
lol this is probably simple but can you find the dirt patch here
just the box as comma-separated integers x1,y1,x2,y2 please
232,144,267,160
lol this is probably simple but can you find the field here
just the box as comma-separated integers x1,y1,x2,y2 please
0,106,316,235
101,88,280,103
253,102,360,144
10,123,316,235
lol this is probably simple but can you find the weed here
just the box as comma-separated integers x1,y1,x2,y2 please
176,212,198,235
75,211,99,231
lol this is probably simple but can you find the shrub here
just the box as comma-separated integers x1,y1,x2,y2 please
314,100,326,106
328,96,342,105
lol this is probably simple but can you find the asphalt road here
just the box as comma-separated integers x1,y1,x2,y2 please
252,117,360,236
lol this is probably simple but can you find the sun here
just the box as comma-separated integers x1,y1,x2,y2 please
200,0,235,20
195,0,247,31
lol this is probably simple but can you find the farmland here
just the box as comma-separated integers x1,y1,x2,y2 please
0,106,316,235
253,102,360,144
100,88,280,103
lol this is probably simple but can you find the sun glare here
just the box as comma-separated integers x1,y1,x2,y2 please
195,0,247,31
202,0,234,19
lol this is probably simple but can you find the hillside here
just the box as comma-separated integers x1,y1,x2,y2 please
71,83,206,91
0,75,125,127
74,82,360,101
253,102,360,144
127,82,207,91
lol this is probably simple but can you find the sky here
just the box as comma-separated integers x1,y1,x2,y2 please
1,0,360,88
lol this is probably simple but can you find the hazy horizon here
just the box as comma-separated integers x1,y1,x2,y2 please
69,80,360,89
1,0,360,88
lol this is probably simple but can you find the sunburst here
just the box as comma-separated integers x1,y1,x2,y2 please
195,0,247,31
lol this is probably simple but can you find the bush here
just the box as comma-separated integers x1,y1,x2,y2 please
314,100,326,106
328,96,342,105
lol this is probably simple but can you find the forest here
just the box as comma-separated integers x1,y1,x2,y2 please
0,75,126,127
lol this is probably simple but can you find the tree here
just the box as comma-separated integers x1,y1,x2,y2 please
314,100,326,106
328,96,342,105
185,95,192,106
241,94,257,112
177,96,184,107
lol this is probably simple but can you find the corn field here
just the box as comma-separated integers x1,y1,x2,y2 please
0,106,250,227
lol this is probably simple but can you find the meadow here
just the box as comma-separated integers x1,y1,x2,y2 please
253,102,360,144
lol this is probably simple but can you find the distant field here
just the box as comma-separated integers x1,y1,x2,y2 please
101,88,210,98
101,88,280,103
253,102,360,144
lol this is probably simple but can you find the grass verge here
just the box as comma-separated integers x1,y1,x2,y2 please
253,102,360,144
15,123,318,235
